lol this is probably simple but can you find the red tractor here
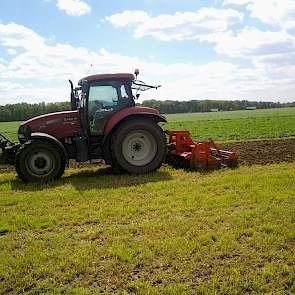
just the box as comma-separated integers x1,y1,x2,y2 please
0,71,238,182
1,72,167,182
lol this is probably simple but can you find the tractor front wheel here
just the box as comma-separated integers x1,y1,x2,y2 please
15,140,66,182
111,120,166,174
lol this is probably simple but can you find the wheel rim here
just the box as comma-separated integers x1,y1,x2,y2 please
122,130,157,166
26,150,56,177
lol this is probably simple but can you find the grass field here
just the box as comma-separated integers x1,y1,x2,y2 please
0,121,21,142
0,164,294,294
164,107,295,142
1,107,295,294
1,107,295,143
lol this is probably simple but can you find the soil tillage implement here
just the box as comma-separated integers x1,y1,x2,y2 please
165,130,238,170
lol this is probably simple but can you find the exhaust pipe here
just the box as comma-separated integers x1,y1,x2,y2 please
69,80,77,111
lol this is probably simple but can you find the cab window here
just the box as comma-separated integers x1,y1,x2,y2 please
120,84,128,99
88,85,118,113
87,82,122,135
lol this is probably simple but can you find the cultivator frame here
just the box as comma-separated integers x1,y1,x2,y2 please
166,130,238,170
0,133,18,165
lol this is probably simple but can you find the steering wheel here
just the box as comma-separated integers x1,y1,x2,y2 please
89,101,104,120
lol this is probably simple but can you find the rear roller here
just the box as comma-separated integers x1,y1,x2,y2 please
165,154,190,169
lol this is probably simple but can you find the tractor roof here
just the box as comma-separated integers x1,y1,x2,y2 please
79,73,134,85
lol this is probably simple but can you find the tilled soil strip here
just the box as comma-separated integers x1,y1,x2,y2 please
221,139,295,166
0,139,294,173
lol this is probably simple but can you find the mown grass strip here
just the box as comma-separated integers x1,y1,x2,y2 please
0,163,294,294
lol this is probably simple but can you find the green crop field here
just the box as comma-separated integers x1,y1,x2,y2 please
1,107,295,143
164,107,295,142
0,121,21,142
0,164,294,294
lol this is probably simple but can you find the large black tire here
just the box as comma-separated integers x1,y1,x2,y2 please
15,140,66,182
103,135,125,174
111,119,166,174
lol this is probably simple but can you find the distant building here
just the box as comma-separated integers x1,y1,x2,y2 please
246,106,257,110
210,108,219,112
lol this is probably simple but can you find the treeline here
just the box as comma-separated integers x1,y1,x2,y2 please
141,100,295,114
0,100,294,122
0,102,71,122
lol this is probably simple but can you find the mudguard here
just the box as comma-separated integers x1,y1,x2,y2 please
104,107,167,135
30,132,69,163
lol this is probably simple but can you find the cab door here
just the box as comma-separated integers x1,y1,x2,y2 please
87,80,133,135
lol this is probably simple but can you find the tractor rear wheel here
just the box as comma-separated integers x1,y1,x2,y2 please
111,119,166,174
15,140,66,182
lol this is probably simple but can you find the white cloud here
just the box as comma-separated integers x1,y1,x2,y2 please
6,48,18,55
107,10,150,27
0,23,294,104
57,0,91,16
204,27,295,58
202,27,295,91
224,0,295,29
0,23,45,50
223,0,251,5
105,8,243,41
248,0,295,29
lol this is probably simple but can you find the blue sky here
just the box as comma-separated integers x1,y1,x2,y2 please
0,0,295,104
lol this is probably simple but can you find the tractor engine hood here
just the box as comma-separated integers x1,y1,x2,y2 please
18,110,81,142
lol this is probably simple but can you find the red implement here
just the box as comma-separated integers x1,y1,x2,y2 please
166,130,238,170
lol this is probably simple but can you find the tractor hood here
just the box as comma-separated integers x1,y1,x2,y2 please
18,110,81,141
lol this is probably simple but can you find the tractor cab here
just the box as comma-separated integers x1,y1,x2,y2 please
71,73,135,136
70,71,161,137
